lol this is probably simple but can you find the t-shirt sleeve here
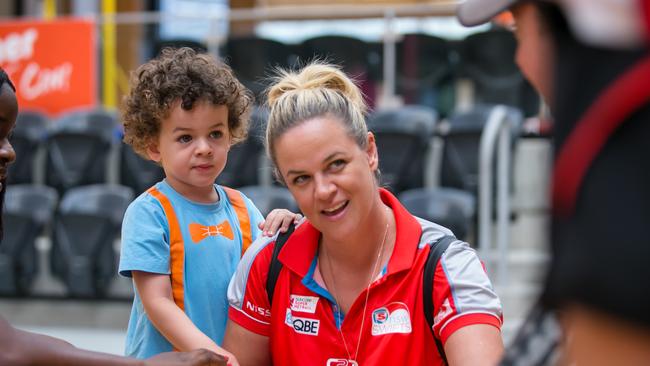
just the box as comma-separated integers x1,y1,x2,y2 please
227,236,275,336
118,196,171,278
430,240,503,344
241,194,264,241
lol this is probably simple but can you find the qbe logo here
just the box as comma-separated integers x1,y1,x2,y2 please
326,358,358,366
285,309,320,336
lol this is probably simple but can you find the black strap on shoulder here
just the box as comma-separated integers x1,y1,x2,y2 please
423,234,457,365
266,223,295,306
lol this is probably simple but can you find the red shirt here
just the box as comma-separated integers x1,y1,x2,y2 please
228,189,502,365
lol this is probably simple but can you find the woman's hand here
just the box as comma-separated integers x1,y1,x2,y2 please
259,209,302,236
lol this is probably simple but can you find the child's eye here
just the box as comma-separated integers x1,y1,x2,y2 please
210,130,224,139
178,135,192,143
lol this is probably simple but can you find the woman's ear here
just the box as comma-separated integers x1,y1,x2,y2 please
146,140,162,163
366,131,379,171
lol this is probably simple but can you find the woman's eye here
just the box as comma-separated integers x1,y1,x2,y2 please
178,135,192,143
330,159,346,170
293,175,309,185
210,130,224,139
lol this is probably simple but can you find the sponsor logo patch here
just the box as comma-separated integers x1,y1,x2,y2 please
434,298,453,326
290,294,319,313
371,302,412,336
326,359,359,366
285,309,320,335
245,300,271,318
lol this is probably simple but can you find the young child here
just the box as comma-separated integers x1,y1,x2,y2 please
118,48,297,364
0,69,227,366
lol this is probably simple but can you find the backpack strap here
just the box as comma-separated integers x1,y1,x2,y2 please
147,186,186,311
423,235,457,365
266,223,295,306
222,186,253,256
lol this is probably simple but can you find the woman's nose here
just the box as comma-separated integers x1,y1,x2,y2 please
314,174,335,199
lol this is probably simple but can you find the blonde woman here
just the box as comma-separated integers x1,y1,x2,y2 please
224,63,503,365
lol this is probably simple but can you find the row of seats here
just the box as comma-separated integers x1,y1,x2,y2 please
158,29,540,117
0,183,301,298
0,182,476,298
12,104,521,197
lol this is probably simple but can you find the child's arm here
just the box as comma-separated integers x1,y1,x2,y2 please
258,209,302,236
132,271,239,366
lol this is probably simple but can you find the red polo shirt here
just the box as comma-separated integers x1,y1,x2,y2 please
228,189,502,365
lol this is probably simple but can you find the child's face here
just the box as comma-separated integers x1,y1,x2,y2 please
0,84,17,189
147,100,230,203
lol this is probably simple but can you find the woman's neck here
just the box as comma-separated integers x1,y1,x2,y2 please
320,201,395,273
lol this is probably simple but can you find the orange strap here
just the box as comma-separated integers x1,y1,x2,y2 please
222,186,253,256
147,187,186,311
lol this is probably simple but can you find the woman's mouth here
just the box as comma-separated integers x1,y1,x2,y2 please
321,201,349,217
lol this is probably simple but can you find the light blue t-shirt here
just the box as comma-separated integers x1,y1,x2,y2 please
118,180,264,358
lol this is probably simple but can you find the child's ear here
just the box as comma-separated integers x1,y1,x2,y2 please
146,141,162,163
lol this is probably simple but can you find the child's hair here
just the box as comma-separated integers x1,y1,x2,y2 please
122,47,253,158
265,62,368,181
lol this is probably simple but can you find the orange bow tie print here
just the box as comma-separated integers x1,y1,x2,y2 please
189,221,234,243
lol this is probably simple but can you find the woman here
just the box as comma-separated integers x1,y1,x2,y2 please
223,63,503,365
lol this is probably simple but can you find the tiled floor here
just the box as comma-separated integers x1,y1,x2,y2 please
1,298,131,354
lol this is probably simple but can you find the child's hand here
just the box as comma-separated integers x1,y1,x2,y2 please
259,209,302,236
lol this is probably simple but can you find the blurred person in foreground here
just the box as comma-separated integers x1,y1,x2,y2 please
458,0,650,364
0,69,226,366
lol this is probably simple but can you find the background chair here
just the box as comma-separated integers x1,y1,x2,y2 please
44,109,119,194
367,105,438,193
8,110,48,184
458,29,540,117
399,187,475,241
217,106,269,188
50,184,133,298
438,104,522,196
119,142,165,195
396,34,457,117
0,184,58,295
223,37,297,98
299,35,380,108
239,185,299,217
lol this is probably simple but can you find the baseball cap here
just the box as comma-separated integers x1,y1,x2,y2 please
456,0,646,49
456,0,521,27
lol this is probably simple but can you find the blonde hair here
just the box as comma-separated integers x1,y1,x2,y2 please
265,62,368,180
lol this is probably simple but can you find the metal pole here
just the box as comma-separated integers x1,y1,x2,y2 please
102,0,117,109
478,106,507,260
497,117,511,286
382,8,397,108
43,0,57,19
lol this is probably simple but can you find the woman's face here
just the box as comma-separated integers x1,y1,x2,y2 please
0,84,17,187
274,116,379,239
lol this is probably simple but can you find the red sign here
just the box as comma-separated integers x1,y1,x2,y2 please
0,18,97,116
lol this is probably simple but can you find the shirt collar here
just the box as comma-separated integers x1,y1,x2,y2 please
278,188,422,277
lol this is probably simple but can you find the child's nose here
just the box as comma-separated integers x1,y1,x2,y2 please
195,137,212,155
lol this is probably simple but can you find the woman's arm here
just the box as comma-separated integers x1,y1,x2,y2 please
443,324,504,366
133,271,238,365
222,320,270,366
